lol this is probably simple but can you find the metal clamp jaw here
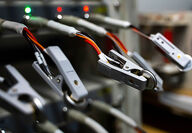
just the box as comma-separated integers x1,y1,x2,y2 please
0,65,45,116
131,52,163,91
150,33,192,72
98,50,157,91
33,46,88,107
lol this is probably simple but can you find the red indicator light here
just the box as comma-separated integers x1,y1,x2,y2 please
57,6,62,12
83,5,89,12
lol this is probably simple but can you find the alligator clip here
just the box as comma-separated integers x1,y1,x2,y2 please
98,50,157,91
32,46,88,106
150,33,192,72
0,65,45,115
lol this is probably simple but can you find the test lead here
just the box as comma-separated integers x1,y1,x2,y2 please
0,18,88,106
57,15,161,91
0,18,52,78
23,15,108,62
23,16,156,91
0,18,107,131
86,13,192,72
23,16,157,91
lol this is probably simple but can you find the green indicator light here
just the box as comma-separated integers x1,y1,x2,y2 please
25,6,31,14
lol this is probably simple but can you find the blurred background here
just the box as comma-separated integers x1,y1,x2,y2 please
0,0,192,133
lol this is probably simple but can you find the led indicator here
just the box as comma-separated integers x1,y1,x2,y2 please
84,13,90,19
25,6,31,14
83,5,89,12
25,15,30,20
57,7,62,12
57,14,62,19
177,54,181,59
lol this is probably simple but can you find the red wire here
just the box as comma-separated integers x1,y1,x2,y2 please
24,28,101,55
23,27,37,41
84,39,101,55
76,33,101,55
131,27,150,40
107,32,128,54
27,34,45,51
23,27,46,51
